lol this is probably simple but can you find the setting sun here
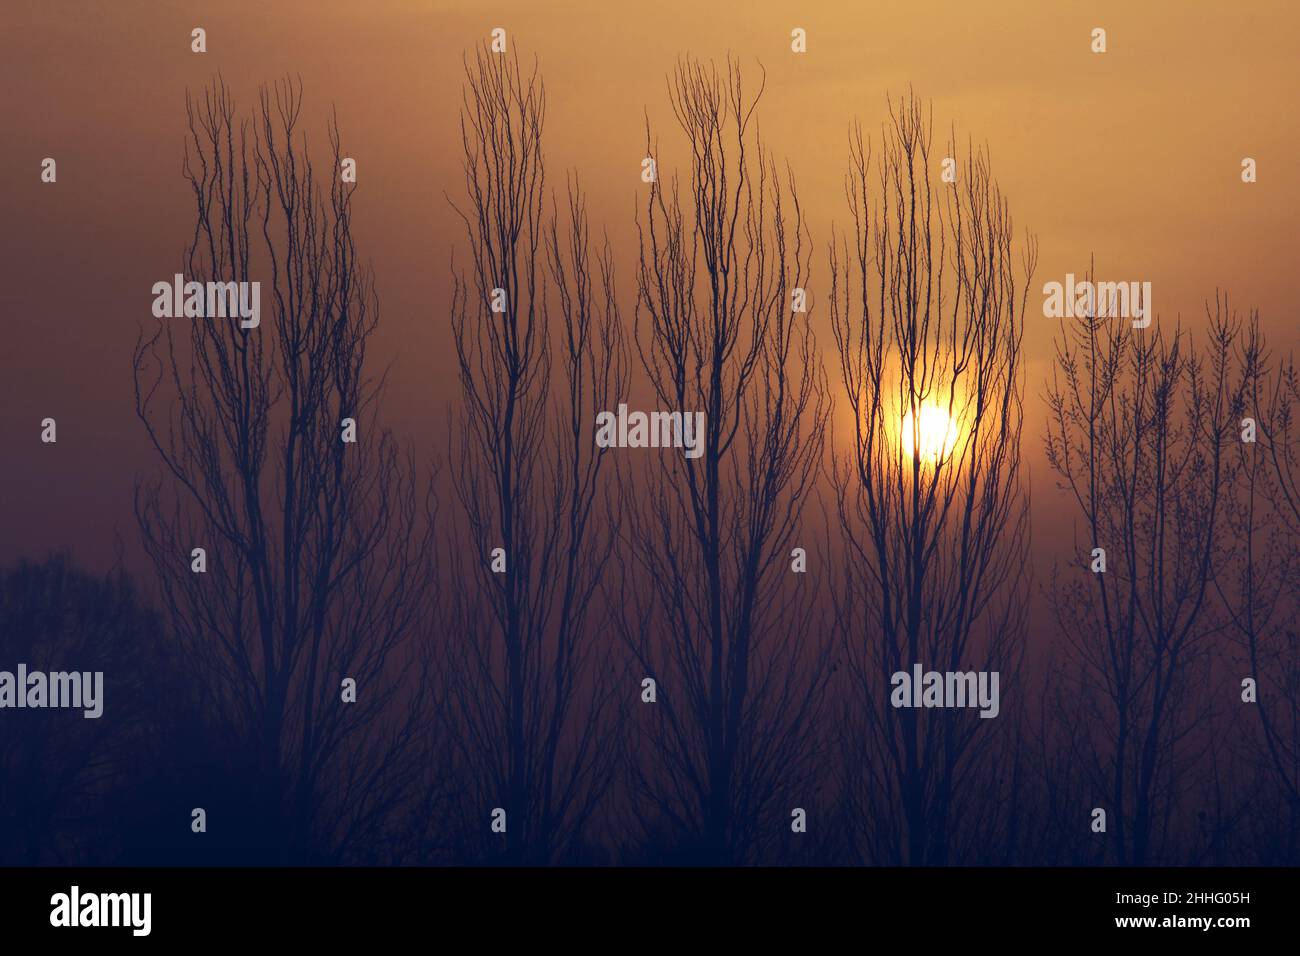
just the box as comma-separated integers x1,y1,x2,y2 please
901,403,959,463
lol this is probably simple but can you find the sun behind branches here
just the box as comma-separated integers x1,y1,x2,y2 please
900,401,960,464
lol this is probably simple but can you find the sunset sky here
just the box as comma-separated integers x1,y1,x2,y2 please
2,0,1296,577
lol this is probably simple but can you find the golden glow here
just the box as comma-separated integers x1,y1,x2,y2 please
901,403,959,463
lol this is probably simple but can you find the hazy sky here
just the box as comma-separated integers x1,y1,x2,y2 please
2,0,1297,574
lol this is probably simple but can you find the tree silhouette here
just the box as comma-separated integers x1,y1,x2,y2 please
1221,311,1300,860
132,77,435,863
446,46,628,864
828,92,1036,865
1044,283,1243,864
621,57,831,864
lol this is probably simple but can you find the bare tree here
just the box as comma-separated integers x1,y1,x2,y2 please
133,77,435,863
1266,350,1300,533
1220,310,1300,860
446,46,628,864
1044,280,1243,864
829,92,1035,865
622,57,831,864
